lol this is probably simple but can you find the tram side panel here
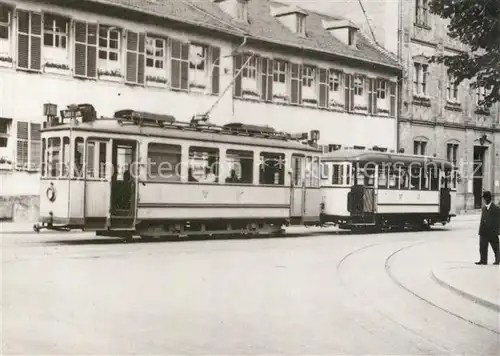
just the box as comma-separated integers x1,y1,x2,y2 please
136,183,291,222
376,190,440,214
321,187,351,219
39,179,71,225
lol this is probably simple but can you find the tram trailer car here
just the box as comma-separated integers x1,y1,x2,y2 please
320,149,457,231
35,104,323,239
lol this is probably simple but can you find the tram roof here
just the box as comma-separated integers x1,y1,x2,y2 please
42,119,322,152
321,149,453,169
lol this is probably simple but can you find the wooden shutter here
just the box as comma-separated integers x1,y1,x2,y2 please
344,73,350,111
233,53,242,97
180,42,189,90
318,68,328,108
16,121,29,169
74,21,97,78
170,39,189,90
261,57,273,101
30,123,41,170
17,10,41,71
349,74,355,111
290,63,302,104
368,78,377,114
389,81,396,117
125,31,145,85
210,46,220,95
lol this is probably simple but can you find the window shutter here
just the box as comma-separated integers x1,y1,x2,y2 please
29,123,41,170
260,58,273,101
30,12,41,71
368,78,378,114
180,42,189,90
319,68,328,108
373,79,378,113
349,74,355,111
16,121,29,169
210,46,220,95
126,31,139,84
138,33,145,84
74,21,97,78
290,63,300,104
344,73,350,111
17,10,30,69
170,39,181,89
298,64,303,104
389,81,396,117
233,54,242,97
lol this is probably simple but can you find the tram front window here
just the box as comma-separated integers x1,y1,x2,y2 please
47,137,61,177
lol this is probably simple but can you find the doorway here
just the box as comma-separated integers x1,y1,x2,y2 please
110,140,137,228
473,146,487,209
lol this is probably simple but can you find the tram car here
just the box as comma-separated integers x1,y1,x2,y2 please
320,149,457,231
35,104,323,239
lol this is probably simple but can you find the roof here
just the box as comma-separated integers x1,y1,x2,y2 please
52,0,401,71
322,149,453,169
41,119,322,152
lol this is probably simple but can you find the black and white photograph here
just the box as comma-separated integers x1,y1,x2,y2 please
1,0,499,354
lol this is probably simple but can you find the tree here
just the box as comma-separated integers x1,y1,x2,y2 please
429,0,500,109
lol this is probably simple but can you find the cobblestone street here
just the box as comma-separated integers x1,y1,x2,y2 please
2,218,499,355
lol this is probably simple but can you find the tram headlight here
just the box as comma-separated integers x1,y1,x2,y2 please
46,184,56,202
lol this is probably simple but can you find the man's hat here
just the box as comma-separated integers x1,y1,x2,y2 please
482,191,492,199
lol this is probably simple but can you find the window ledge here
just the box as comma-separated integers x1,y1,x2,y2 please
0,56,13,68
445,101,462,112
414,23,431,31
146,76,168,87
475,108,491,116
413,95,431,107
43,65,71,76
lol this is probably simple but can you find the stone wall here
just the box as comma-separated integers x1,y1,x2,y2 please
0,195,39,222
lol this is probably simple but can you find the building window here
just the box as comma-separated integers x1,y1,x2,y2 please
16,122,41,170
446,73,459,102
354,75,364,96
98,25,121,72
236,0,248,22
189,43,208,90
170,39,189,90
0,118,10,149
302,65,316,100
241,54,258,93
348,28,355,46
145,36,167,81
43,14,69,65
329,70,341,92
447,143,458,166
296,15,305,34
415,0,429,26
413,63,428,95
17,10,42,71
413,140,427,155
0,4,11,57
273,60,287,98
377,80,387,99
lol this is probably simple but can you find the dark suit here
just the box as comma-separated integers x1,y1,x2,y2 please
478,203,500,263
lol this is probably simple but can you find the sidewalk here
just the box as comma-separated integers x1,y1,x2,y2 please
430,236,500,312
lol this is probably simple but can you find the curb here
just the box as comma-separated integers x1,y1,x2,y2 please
430,269,500,313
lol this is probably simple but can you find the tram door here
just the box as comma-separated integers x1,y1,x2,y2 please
110,140,138,229
290,155,306,221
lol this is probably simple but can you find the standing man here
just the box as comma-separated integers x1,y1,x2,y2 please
476,191,500,265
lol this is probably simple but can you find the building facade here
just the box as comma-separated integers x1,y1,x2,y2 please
0,0,400,221
301,0,500,212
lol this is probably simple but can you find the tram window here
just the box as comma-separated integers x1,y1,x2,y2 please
345,164,351,185
61,137,70,177
421,169,429,190
292,155,303,186
451,170,458,190
226,149,253,184
260,152,285,185
321,162,329,181
332,164,343,185
41,138,46,177
74,137,84,177
47,137,61,177
355,166,364,186
364,164,376,187
428,167,440,191
441,169,451,189
410,166,421,190
388,166,398,189
148,143,182,181
86,142,95,178
99,142,107,178
189,146,219,183
378,165,387,188
400,167,410,190
305,156,312,187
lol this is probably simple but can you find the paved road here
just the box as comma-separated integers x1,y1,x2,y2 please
2,220,499,355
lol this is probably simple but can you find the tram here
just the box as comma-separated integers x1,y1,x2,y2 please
35,104,323,239
320,149,456,231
